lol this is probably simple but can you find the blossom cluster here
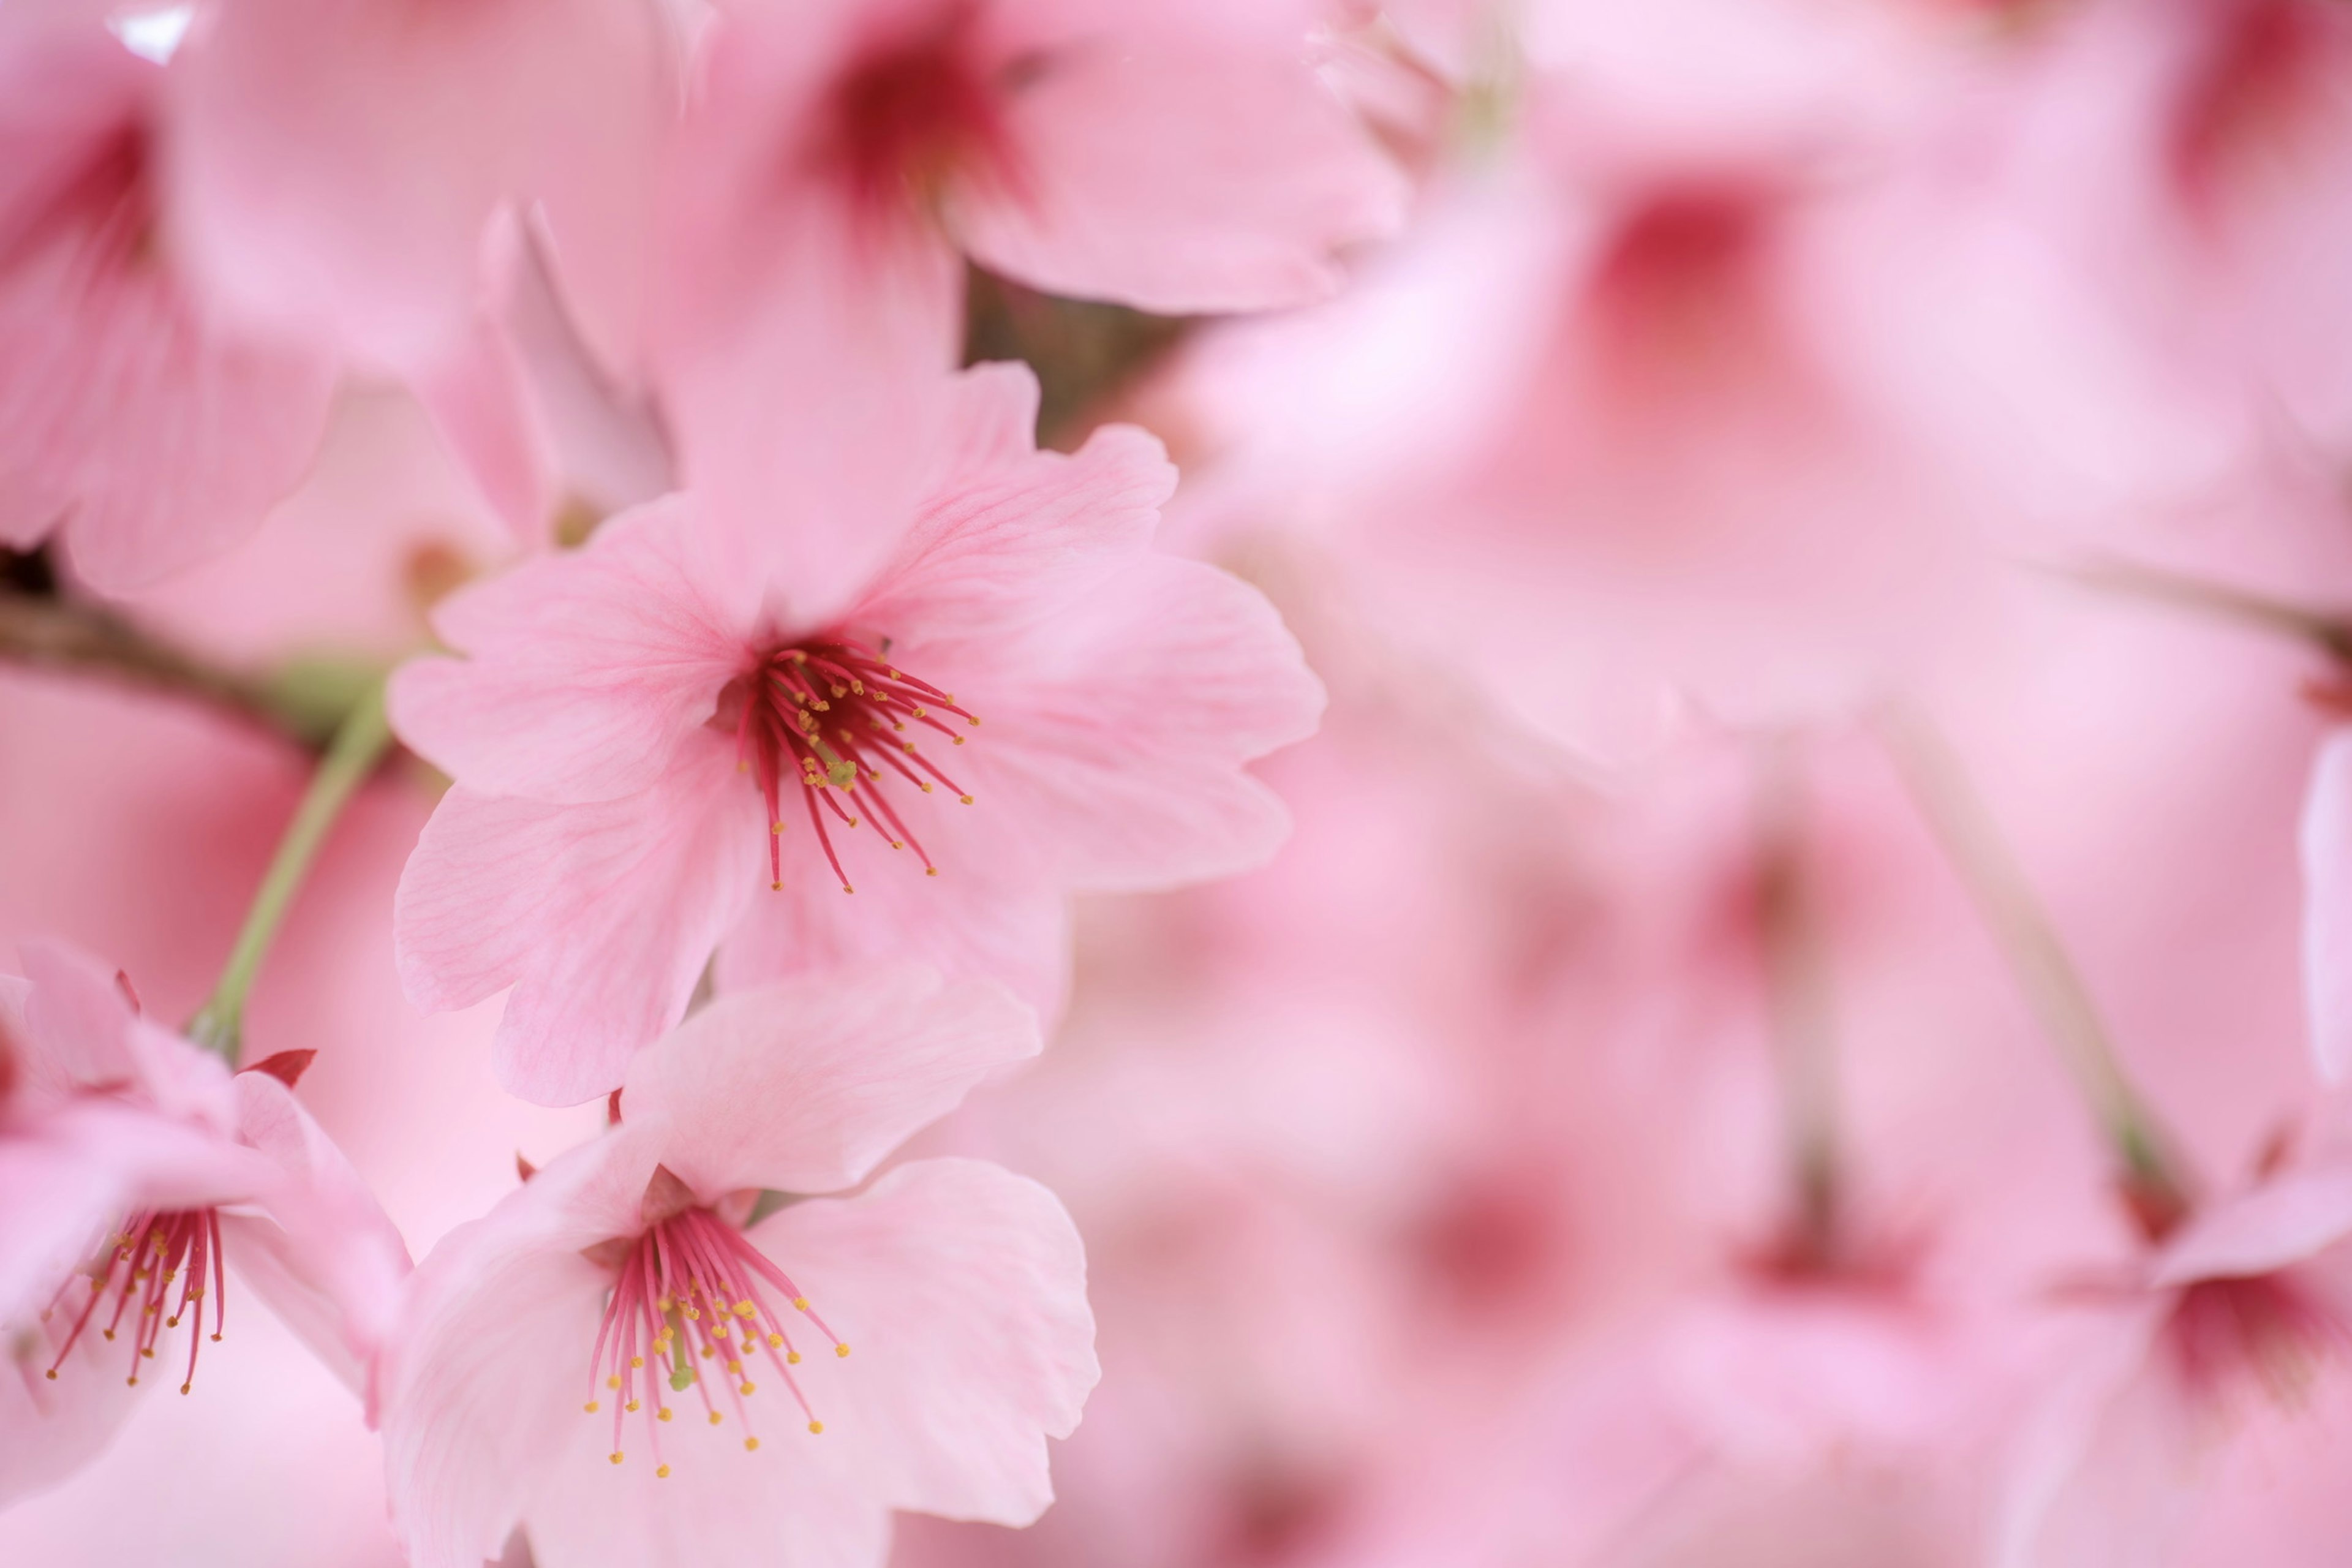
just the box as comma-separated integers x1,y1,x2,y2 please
6,0,2352,1566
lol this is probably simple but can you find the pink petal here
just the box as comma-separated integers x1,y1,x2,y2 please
167,0,666,370
409,276,559,547
222,1072,412,1403
380,1170,619,1568
1996,1315,2202,1568
0,28,336,593
854,404,1177,647
16,937,134,1093
519,1412,890,1568
954,11,1406,314
0,1292,145,1507
620,967,1038,1200
390,500,754,805
2150,1163,2352,1287
718,856,1072,1028
393,750,761,1107
745,1158,1096,1525
650,5,968,626
2301,730,2352,1084
938,553,1323,889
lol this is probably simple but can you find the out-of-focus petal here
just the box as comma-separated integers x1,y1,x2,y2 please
2300,731,2352,1084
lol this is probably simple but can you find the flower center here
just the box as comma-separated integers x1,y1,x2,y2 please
2164,1268,2352,1411
817,0,1034,228
582,1204,850,1477
41,1208,225,1395
722,637,979,895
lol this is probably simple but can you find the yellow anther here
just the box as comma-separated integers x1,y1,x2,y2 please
658,1408,674,1422
808,1420,824,1435
772,823,785,835
606,1375,621,1389
709,1412,723,1427
925,867,938,877
786,1351,801,1365
584,1401,600,1414
767,1333,785,1349
625,1400,639,1413
835,1344,851,1359
959,794,974,805
740,1382,756,1396
793,1297,809,1311
736,1302,755,1317
656,1464,671,1479
726,1359,742,1374
630,1356,644,1369
609,1452,624,1466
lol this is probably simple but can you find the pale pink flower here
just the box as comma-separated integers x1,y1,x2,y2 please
1999,1150,2352,1567
0,940,410,1506
389,362,1320,1106
653,0,1404,526
379,967,1095,1568
0,23,337,592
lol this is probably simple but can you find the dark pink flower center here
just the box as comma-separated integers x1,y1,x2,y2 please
2,117,158,278
2163,1268,2352,1409
42,1208,225,1395
817,0,1035,227
582,1204,848,1476
720,637,979,895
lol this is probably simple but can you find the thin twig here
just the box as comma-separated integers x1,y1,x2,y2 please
0,589,318,744
2048,554,2352,665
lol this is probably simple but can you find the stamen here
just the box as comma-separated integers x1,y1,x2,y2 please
726,638,974,895
43,1208,227,1393
582,1184,848,1472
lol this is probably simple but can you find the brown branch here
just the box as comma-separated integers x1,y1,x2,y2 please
0,589,324,745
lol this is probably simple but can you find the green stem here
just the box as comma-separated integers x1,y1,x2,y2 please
1875,703,2191,1214
186,682,394,1063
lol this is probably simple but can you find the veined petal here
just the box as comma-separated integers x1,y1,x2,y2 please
381,1164,620,1568
391,500,753,805
620,968,1038,1200
745,1159,1096,1525
224,1072,413,1404
394,750,761,1107
855,408,1176,648
944,554,1323,889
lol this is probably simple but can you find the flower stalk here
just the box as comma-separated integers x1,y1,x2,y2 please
1876,703,2193,1224
186,680,395,1062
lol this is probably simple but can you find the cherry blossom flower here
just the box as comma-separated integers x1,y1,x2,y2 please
0,940,410,1506
0,21,337,592
653,0,1404,527
390,361,1321,1106
1999,1150,2352,1567
379,965,1094,1568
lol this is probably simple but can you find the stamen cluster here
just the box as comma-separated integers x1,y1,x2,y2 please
584,1204,851,1478
43,1208,226,1395
729,638,979,894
